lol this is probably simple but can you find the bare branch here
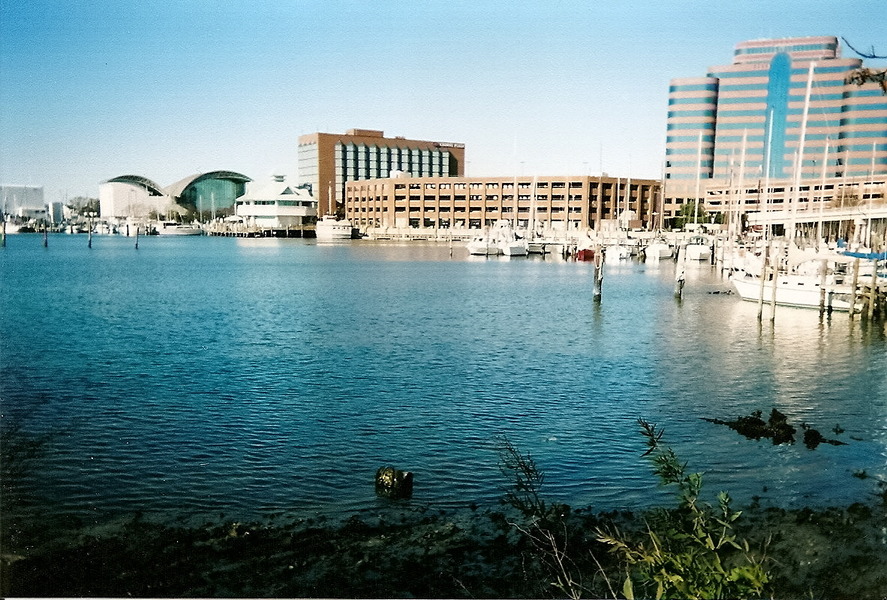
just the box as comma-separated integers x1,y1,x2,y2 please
842,37,887,59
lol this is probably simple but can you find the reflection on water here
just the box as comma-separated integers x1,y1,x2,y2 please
1,235,885,526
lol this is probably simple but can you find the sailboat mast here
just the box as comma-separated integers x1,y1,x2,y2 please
694,131,702,226
763,109,774,241
790,61,815,242
737,129,747,241
817,137,829,249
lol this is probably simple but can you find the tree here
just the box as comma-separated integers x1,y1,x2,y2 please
67,196,100,216
671,201,707,230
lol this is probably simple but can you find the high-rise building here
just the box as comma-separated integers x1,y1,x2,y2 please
297,129,465,218
664,35,886,226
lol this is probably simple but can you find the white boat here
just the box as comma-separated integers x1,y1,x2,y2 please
729,259,859,312
527,240,547,254
684,236,712,261
606,244,632,260
498,230,528,256
156,221,203,236
467,235,499,255
500,238,528,256
644,240,673,260
315,215,354,240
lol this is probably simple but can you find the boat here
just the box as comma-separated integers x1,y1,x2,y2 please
526,240,547,254
467,234,499,255
499,236,528,256
576,247,596,261
315,215,354,240
497,224,527,256
684,236,712,261
729,255,860,312
156,221,203,236
644,240,673,260
605,243,632,260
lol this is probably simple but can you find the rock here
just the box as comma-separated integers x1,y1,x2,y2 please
375,467,414,499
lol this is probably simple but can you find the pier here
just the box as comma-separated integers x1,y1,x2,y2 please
204,223,315,238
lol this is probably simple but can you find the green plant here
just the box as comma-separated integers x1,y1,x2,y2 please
596,419,770,599
497,436,612,599
497,435,548,520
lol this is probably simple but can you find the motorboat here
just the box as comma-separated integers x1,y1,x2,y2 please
526,240,549,254
606,244,632,260
684,236,712,261
467,235,499,255
499,233,528,256
156,221,203,236
315,215,354,240
644,240,673,260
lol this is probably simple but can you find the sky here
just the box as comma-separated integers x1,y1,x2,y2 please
1,0,885,202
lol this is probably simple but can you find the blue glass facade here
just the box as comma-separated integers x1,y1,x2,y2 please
665,35,887,191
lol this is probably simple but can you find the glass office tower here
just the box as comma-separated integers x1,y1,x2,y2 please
665,36,887,209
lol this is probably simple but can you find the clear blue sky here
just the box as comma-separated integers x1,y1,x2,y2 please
1,0,884,201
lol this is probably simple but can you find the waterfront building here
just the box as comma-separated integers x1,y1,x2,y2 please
344,173,659,233
163,171,252,220
99,171,251,221
664,35,886,236
234,174,316,230
1,184,45,217
99,175,169,220
297,129,465,219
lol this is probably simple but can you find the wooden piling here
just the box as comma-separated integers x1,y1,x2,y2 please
849,258,860,320
757,243,770,321
673,246,685,299
867,260,877,320
593,246,604,302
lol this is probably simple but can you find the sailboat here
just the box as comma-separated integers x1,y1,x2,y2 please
729,247,861,311
315,183,354,240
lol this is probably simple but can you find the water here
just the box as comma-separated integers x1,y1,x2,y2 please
2,234,885,527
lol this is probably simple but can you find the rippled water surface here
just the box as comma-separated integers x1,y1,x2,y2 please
2,234,885,525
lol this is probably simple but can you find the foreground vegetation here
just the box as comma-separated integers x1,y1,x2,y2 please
3,421,886,598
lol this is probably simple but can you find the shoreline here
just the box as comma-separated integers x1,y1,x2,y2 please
4,498,886,598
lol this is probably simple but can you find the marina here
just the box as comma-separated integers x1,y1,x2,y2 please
1,234,885,528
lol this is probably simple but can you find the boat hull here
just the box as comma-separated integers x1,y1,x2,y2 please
730,273,857,312
315,216,354,240
685,244,711,261
157,225,203,236
645,243,672,260
500,241,528,256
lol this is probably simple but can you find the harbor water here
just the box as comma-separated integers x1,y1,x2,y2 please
1,234,886,527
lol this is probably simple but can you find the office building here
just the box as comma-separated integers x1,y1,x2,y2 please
344,174,659,232
297,129,465,218
664,35,886,229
